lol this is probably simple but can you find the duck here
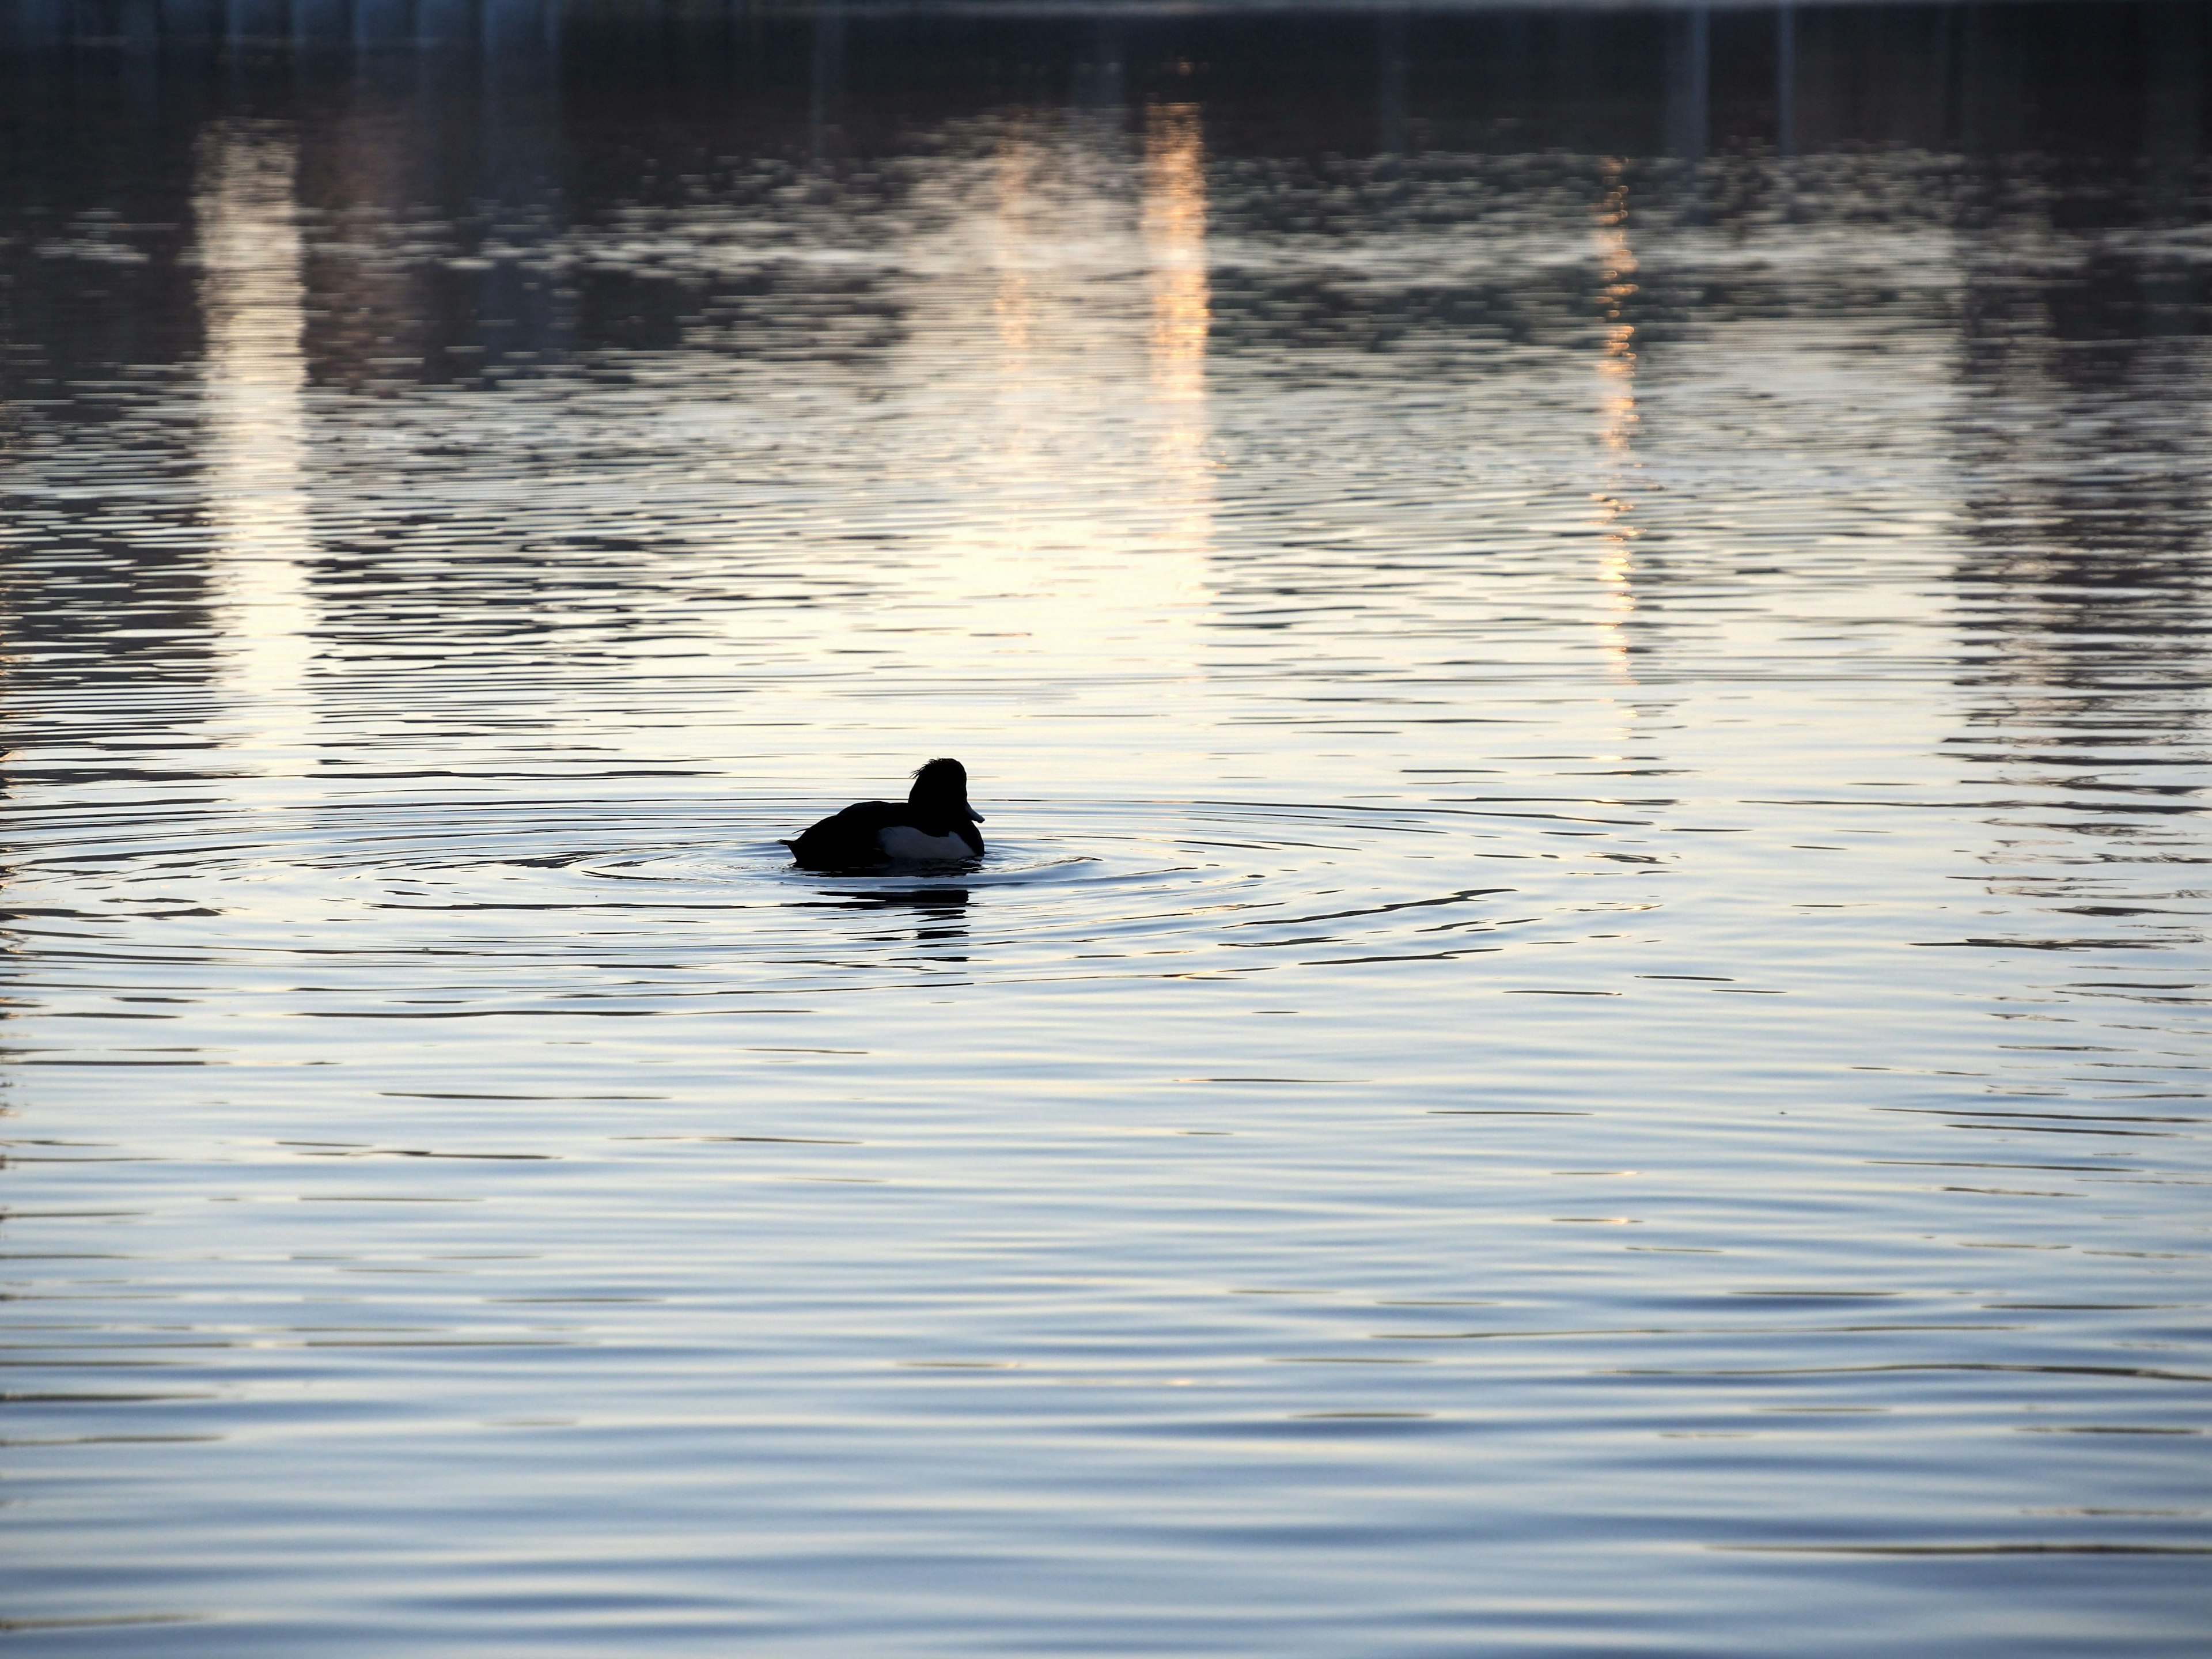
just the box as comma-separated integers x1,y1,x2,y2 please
783,758,986,870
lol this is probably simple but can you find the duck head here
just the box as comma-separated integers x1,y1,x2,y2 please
910,757,984,825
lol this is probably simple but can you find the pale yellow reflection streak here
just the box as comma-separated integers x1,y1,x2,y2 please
1143,103,1213,555
1591,160,1639,684
993,121,1039,360
195,120,316,777
785,111,1213,724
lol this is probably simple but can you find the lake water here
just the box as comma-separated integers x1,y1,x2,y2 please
2,1,2209,1652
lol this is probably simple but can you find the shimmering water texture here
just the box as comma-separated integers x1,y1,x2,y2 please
3,2,2211,1653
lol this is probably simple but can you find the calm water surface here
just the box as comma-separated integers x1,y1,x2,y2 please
3,2,2210,1652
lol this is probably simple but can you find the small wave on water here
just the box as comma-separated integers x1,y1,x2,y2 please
13,790,1574,997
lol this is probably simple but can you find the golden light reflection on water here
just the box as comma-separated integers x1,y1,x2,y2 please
991,122,1040,361
1590,160,1639,685
195,120,317,779
821,107,1211,724
1142,107,1208,378
1143,103,1214,565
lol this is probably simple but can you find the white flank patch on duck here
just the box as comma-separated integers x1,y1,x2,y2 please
878,827,975,862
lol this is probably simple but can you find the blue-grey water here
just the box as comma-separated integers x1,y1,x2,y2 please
2,2,2209,1652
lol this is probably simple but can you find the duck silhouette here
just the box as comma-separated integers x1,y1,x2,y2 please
783,759,986,871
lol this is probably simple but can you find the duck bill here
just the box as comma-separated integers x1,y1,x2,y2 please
967,807,986,823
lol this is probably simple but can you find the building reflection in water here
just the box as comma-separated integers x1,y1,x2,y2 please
194,119,318,785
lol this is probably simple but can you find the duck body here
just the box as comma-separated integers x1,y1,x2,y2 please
785,759,986,872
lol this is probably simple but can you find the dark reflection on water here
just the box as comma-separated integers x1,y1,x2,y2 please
820,883,973,956
2,3,2210,1655
1944,104,2211,964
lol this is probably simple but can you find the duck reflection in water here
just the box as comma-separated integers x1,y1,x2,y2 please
836,885,973,961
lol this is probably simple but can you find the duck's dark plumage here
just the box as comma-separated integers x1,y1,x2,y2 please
784,758,986,871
